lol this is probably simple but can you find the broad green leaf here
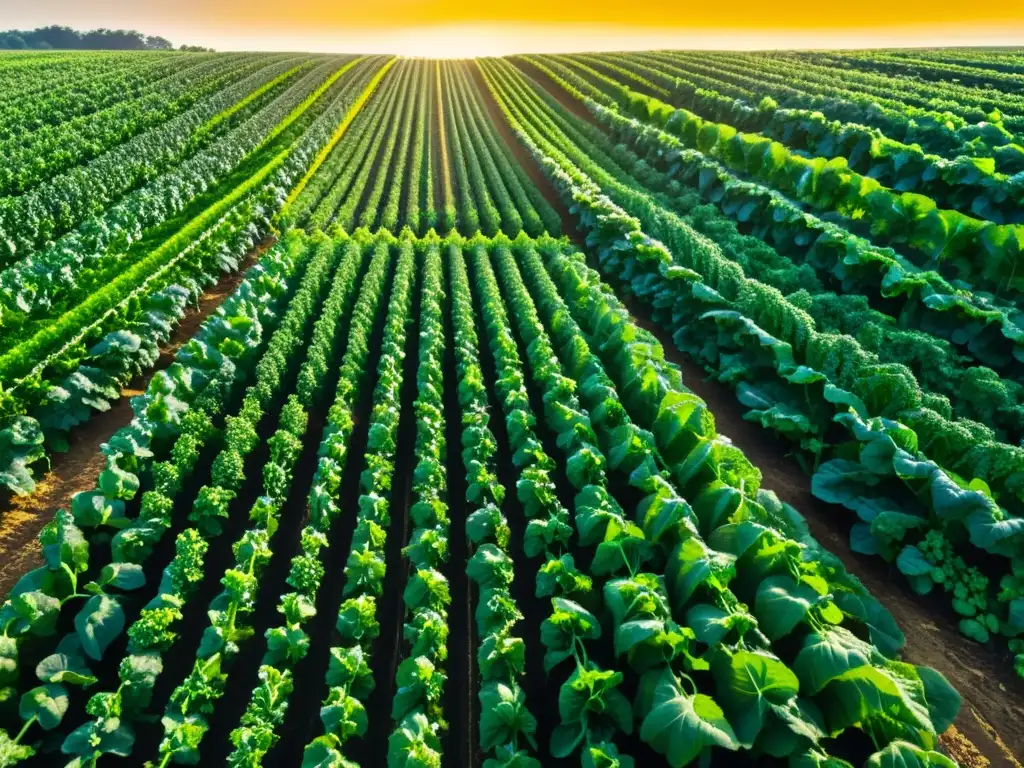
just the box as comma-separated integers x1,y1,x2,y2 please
865,740,958,768
19,684,69,730
792,627,873,694
35,654,97,686
917,667,960,733
639,669,739,767
712,649,799,747
754,574,819,641
301,735,358,768
478,681,538,751
75,595,125,661
387,712,441,767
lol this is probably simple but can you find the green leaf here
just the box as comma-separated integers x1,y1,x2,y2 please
478,629,526,680
75,595,125,661
264,626,310,666
70,492,127,529
550,721,585,759
61,717,135,758
335,596,379,644
482,743,541,768
791,747,855,768
558,663,632,735
478,680,538,752
604,574,669,625
536,554,592,598
639,669,739,767
895,546,932,578
540,598,600,673
301,736,358,767
792,627,873,695
403,569,451,614
0,637,16,686
917,667,960,733
0,729,34,764
158,712,207,764
98,463,141,501
320,688,367,744
19,684,69,730
404,609,449,661
391,656,446,722
326,646,374,701
40,510,88,574
5,590,60,636
581,740,636,768
466,545,514,590
89,562,145,592
686,603,756,647
387,712,441,767
591,518,652,577
820,664,932,736
865,741,958,768
35,654,97,686
712,649,799,747
754,574,820,641
120,653,162,714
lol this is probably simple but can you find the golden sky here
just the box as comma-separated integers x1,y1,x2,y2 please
5,0,1024,53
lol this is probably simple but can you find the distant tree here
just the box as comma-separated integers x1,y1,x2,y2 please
27,25,81,50
146,35,174,50
0,33,26,49
0,25,204,51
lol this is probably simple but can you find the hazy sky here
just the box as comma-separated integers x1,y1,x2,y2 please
4,0,1023,54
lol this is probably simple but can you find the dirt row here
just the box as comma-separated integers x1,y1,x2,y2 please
0,247,265,600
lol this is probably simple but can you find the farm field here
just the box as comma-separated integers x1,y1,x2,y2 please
0,49,1022,768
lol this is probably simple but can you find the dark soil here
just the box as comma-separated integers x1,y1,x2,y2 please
268,246,395,766
506,57,594,124
467,61,583,249
442,250,476,768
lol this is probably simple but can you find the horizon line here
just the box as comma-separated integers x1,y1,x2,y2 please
6,20,1024,57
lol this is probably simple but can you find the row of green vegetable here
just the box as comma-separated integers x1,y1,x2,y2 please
0,56,388,496
478,57,1024,675
0,231,317,763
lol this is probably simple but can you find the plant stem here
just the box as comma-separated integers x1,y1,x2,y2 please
14,716,36,743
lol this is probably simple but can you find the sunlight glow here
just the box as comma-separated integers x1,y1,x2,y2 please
144,22,1024,56
5,0,1024,55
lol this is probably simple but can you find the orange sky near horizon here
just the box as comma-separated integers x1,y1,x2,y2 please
5,0,1024,52
11,0,1024,30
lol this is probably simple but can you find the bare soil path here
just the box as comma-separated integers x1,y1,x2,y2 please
0,244,266,598
468,61,583,248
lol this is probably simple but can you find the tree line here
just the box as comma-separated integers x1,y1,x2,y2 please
0,26,213,51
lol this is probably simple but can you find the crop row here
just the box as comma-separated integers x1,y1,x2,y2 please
0,54,320,271
526,55,1024,417
552,52,1024,224
0,56,391,496
287,59,558,239
0,51,186,140
0,229,960,768
0,53,277,197
479,56,1024,675
530,55,1024,302
614,51,1024,175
